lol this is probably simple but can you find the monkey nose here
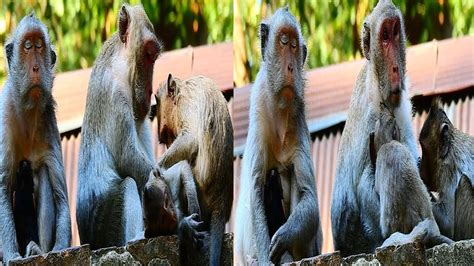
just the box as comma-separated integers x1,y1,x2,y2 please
288,63,294,72
392,66,398,74
33,65,39,72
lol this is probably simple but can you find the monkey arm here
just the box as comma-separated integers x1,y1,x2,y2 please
249,162,272,263
43,144,71,251
432,196,455,239
0,171,21,262
163,161,201,217
158,132,198,170
287,149,319,244
111,98,155,192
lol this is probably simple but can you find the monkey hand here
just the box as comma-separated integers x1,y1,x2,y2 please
179,213,209,251
25,241,42,257
269,224,290,264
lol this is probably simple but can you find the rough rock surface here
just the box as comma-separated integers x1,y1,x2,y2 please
6,233,233,265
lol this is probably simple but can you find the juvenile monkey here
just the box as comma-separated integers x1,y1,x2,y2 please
0,13,71,264
419,98,474,240
235,7,322,265
331,0,419,256
154,74,233,266
372,116,451,247
76,4,161,249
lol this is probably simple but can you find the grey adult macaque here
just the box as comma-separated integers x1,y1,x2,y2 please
0,13,71,264
76,4,161,249
235,7,322,265
331,0,419,256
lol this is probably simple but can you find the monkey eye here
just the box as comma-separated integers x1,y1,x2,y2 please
382,27,389,42
280,34,288,45
24,40,33,50
35,39,43,49
290,39,297,49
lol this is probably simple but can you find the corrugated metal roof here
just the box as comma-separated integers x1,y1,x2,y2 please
233,36,474,153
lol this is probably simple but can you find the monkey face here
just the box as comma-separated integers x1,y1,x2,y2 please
260,7,307,105
118,4,162,120
143,172,178,238
419,99,453,192
5,13,56,106
155,74,179,148
362,1,406,107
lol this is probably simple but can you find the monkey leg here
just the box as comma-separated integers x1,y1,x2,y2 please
209,208,226,266
36,167,55,254
381,218,453,248
85,175,143,249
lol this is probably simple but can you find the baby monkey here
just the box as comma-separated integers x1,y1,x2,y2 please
371,106,452,248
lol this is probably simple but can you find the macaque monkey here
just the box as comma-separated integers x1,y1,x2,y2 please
419,98,474,240
235,7,322,265
331,0,419,256
154,74,233,266
0,13,71,264
76,4,161,249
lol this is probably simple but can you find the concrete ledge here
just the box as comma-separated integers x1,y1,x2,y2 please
6,233,233,265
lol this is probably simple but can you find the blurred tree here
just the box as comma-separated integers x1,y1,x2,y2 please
233,0,474,87
0,0,232,83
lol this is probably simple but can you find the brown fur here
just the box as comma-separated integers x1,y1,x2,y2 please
155,74,233,265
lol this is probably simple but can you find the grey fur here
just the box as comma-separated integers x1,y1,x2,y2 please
0,13,70,264
235,7,322,265
331,0,419,256
155,75,233,266
76,4,160,249
419,99,474,240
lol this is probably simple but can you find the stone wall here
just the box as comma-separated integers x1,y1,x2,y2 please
4,236,474,265
5,233,233,265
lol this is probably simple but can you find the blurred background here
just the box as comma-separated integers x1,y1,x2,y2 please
0,0,233,83
234,0,474,87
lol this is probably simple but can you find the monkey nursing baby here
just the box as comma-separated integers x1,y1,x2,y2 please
369,107,453,248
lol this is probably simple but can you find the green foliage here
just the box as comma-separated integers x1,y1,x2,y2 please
234,0,474,86
0,0,232,83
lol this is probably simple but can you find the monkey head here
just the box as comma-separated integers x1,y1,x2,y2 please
419,98,453,192
361,0,406,107
143,169,178,238
118,4,162,120
155,73,181,148
260,6,307,109
370,105,400,167
5,12,56,110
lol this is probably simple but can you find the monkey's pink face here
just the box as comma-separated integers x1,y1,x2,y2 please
155,90,177,148
379,16,402,106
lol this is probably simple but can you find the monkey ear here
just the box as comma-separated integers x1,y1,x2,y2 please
167,73,177,98
50,48,56,69
260,22,269,61
369,132,377,168
118,5,130,43
5,42,13,70
302,44,308,64
439,123,451,159
361,20,370,60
